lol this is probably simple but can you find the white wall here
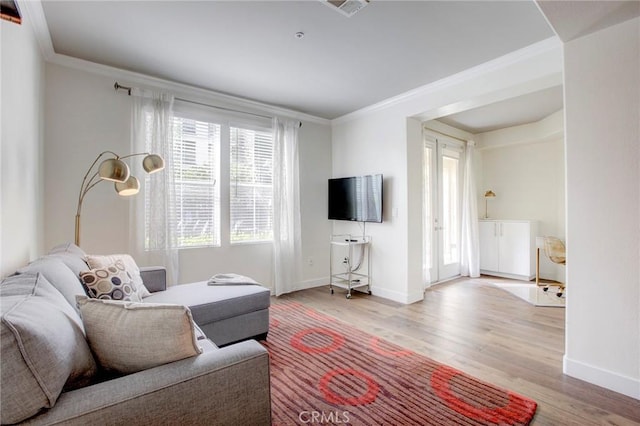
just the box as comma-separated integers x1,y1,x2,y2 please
476,110,565,281
0,17,45,278
332,108,413,302
563,17,640,399
332,39,563,303
298,120,333,288
43,63,332,290
44,65,131,254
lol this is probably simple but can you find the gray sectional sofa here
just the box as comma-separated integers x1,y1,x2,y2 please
0,243,272,425
142,273,271,347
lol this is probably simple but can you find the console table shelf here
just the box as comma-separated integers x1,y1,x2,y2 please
329,234,371,299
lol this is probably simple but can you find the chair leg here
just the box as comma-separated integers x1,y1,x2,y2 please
536,248,541,286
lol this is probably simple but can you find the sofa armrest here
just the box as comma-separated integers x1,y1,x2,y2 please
24,340,271,425
139,266,167,293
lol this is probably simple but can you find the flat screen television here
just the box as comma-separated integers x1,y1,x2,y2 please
328,174,383,223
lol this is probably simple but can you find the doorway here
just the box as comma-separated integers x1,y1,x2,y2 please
423,132,464,285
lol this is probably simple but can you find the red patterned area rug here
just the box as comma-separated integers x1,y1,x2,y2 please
261,301,537,425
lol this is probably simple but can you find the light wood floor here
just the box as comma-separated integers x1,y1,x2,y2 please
273,277,640,425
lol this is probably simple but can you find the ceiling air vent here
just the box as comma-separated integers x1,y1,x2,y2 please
322,0,369,17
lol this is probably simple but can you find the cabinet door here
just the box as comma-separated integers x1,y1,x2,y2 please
498,222,531,276
479,221,499,272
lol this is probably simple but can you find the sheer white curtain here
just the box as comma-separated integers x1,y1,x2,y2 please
272,118,302,296
460,140,480,277
129,90,179,285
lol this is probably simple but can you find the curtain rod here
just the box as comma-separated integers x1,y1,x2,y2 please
423,126,468,143
114,82,302,128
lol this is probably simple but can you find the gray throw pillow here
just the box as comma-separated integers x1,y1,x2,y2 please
48,242,87,257
48,243,91,276
17,257,86,312
0,273,97,424
77,296,202,374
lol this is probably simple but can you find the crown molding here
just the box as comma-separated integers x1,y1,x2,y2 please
18,0,55,61
48,54,330,126
24,0,559,128
332,36,563,125
23,1,329,126
475,109,565,150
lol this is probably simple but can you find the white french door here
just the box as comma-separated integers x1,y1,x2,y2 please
423,133,464,285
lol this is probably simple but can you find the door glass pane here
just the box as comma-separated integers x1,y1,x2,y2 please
423,145,433,274
442,155,459,265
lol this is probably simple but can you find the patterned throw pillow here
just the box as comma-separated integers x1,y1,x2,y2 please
85,254,151,298
80,260,144,302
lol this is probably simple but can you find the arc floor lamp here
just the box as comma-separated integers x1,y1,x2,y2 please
75,151,164,246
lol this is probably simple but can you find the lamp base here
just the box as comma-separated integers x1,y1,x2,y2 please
75,214,81,246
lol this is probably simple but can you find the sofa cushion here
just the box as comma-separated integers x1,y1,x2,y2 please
77,297,203,374
49,242,87,257
48,243,90,276
80,261,146,302
86,254,151,298
143,281,271,325
17,257,86,311
0,273,97,425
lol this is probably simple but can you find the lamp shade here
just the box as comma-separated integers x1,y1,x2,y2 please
115,176,140,196
143,154,165,174
484,190,496,198
99,158,130,182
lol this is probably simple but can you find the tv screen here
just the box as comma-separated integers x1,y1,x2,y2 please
328,174,383,223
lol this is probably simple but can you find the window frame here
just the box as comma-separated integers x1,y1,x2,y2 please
229,121,275,245
170,113,222,249
144,101,275,250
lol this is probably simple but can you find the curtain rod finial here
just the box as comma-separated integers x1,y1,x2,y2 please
114,82,132,96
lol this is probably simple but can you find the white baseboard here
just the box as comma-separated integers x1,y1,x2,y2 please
287,277,421,304
480,270,535,281
268,277,328,296
293,277,329,291
371,287,423,304
275,278,424,305
293,277,329,292
563,355,640,400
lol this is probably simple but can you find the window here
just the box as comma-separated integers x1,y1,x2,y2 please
230,125,274,243
145,116,220,249
172,117,221,247
144,108,273,249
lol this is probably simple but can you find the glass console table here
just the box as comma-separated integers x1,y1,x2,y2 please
329,234,371,299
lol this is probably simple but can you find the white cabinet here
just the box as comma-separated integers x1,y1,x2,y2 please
479,220,537,280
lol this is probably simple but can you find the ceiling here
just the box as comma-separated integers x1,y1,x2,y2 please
536,0,640,42
40,0,556,121
437,85,564,134
36,1,640,128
